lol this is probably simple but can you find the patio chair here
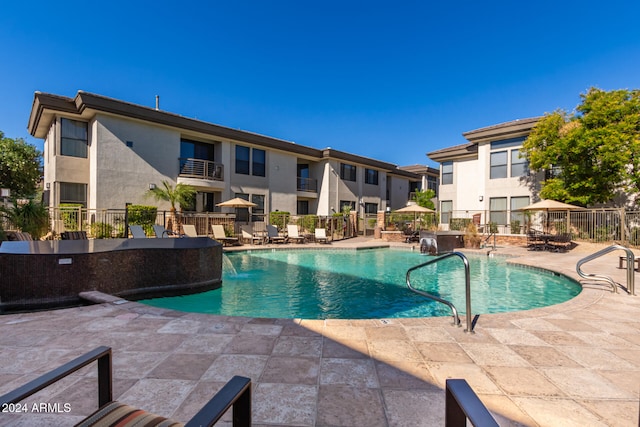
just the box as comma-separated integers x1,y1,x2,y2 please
0,346,252,427
181,224,198,237
153,224,179,238
6,231,33,241
61,231,88,240
526,229,544,251
549,233,572,252
241,225,265,245
287,224,306,244
211,224,240,246
266,224,286,244
315,228,329,244
128,225,147,238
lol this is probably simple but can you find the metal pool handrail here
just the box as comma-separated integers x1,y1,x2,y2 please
576,244,635,295
406,251,474,333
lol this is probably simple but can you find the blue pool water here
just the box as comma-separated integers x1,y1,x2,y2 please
140,249,581,319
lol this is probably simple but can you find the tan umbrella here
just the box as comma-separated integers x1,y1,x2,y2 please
216,197,257,208
394,205,435,230
516,199,582,211
516,199,583,233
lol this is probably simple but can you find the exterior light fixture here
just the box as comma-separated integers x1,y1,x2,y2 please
478,196,483,202
149,183,157,190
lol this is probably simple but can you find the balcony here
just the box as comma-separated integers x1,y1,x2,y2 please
297,177,317,192
179,158,223,181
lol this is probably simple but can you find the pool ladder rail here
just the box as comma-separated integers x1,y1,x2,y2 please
576,244,635,295
406,252,475,333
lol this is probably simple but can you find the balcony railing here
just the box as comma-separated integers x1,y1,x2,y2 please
179,158,224,181
297,177,317,192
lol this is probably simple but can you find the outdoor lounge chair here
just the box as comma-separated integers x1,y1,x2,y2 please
0,346,252,427
286,224,306,243
128,224,147,238
315,228,329,244
241,225,265,245
181,224,198,237
153,224,179,238
549,232,572,252
526,229,544,250
6,231,33,241
212,224,240,246
266,224,286,244
61,231,88,240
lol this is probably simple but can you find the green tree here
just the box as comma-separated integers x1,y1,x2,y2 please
412,188,436,210
0,132,42,198
522,88,640,206
146,180,196,231
5,199,49,239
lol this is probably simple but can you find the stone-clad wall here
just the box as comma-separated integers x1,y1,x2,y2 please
0,238,222,312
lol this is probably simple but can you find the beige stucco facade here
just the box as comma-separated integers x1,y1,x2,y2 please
428,117,544,229
29,91,421,220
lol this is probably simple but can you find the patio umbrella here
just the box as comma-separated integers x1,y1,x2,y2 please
516,199,582,212
516,199,583,232
216,197,257,208
393,204,435,231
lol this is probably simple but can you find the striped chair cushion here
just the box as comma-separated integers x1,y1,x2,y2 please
76,401,184,427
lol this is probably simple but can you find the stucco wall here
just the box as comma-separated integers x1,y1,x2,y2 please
92,114,180,209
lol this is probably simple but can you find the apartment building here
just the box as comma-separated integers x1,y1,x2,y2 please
28,91,420,219
427,117,543,229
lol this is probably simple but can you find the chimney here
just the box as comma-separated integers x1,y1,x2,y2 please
155,95,160,110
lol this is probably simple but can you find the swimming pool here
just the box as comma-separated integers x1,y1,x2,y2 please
140,249,581,319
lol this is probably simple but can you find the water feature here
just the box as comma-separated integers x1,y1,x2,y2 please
222,253,237,276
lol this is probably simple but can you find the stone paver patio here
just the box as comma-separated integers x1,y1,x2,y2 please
1,238,639,426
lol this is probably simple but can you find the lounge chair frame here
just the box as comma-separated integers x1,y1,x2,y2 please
0,346,251,427
211,224,240,246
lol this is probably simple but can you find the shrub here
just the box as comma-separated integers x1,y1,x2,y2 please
489,222,498,233
450,218,471,231
90,222,114,239
127,205,157,236
299,215,317,232
270,211,290,230
9,200,50,239
510,220,521,234
59,203,83,231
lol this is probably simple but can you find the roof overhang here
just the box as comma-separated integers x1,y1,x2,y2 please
462,117,541,143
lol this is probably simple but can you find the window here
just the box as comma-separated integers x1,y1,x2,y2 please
490,151,508,179
297,200,309,215
365,203,378,214
441,200,452,225
545,164,563,180
490,137,527,179
511,149,528,177
340,163,356,181
60,118,88,158
252,149,265,177
251,194,265,222
427,175,438,195
181,139,214,161
235,146,250,175
59,182,87,206
510,196,530,225
441,162,453,185
235,145,265,176
489,197,507,226
234,193,250,221
365,168,378,185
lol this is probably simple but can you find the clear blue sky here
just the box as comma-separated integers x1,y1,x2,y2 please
1,1,639,167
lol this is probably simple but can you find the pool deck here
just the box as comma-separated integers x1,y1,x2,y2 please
1,238,640,426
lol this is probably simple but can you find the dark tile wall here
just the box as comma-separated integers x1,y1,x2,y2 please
0,238,222,312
